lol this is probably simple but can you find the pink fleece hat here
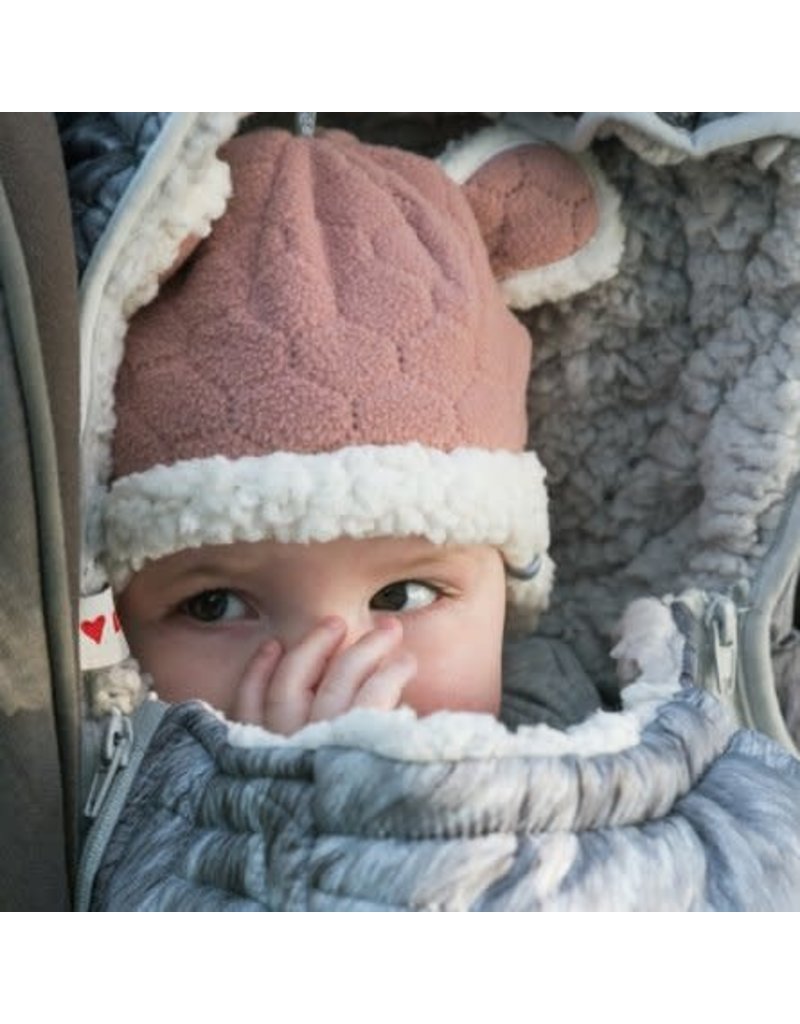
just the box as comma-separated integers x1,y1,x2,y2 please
113,129,530,475
103,125,623,628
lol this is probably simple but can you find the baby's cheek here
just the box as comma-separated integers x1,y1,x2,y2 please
130,630,245,714
401,624,502,716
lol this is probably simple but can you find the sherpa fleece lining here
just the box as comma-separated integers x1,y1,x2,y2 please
103,443,554,624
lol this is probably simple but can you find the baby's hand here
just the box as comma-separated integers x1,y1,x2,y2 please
230,617,416,735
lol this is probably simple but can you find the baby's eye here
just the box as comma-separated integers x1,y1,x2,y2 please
179,589,250,623
370,581,439,613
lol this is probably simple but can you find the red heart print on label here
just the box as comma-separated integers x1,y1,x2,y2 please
112,612,121,633
81,615,106,645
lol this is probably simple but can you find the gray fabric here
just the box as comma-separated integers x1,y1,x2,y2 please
774,640,800,739
0,291,70,910
510,112,800,162
500,634,605,728
655,113,736,130
764,559,800,740
77,699,167,911
90,687,800,911
57,113,169,274
0,113,81,908
0,288,54,719
525,133,800,726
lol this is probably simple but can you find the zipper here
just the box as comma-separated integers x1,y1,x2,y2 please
83,707,133,819
703,592,740,705
76,700,167,911
671,588,746,719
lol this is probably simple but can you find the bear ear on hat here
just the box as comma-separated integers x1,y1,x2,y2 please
438,123,625,310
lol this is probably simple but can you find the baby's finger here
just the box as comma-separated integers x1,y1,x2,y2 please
351,651,417,712
230,639,282,725
264,617,347,728
309,618,403,722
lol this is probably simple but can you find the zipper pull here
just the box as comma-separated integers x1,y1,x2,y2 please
84,707,134,820
703,593,739,704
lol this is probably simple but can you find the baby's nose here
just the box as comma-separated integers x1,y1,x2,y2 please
335,608,389,649
281,605,384,650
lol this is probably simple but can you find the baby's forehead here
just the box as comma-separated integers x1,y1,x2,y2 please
132,535,495,585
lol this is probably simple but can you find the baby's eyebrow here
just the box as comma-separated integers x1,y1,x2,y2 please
167,545,274,580
167,561,244,583
390,548,476,575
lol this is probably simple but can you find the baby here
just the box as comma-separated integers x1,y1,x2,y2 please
104,125,600,735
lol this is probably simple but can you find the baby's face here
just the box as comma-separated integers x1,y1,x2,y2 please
117,536,506,721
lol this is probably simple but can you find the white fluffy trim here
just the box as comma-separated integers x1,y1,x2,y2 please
611,598,685,689
438,123,541,185
438,123,625,308
104,444,554,628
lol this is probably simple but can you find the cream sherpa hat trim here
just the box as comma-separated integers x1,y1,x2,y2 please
103,443,554,629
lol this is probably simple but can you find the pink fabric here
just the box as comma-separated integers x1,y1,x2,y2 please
463,144,599,281
112,129,531,479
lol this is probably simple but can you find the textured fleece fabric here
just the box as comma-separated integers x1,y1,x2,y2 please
515,119,800,724
112,129,532,478
463,143,599,281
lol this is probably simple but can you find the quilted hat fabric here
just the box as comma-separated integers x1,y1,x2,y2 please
463,143,600,282
112,129,532,479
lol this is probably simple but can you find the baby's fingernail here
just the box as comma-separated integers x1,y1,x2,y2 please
377,617,400,632
255,640,280,663
322,616,345,633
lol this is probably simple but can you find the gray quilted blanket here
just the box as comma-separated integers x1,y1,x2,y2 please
91,689,800,911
